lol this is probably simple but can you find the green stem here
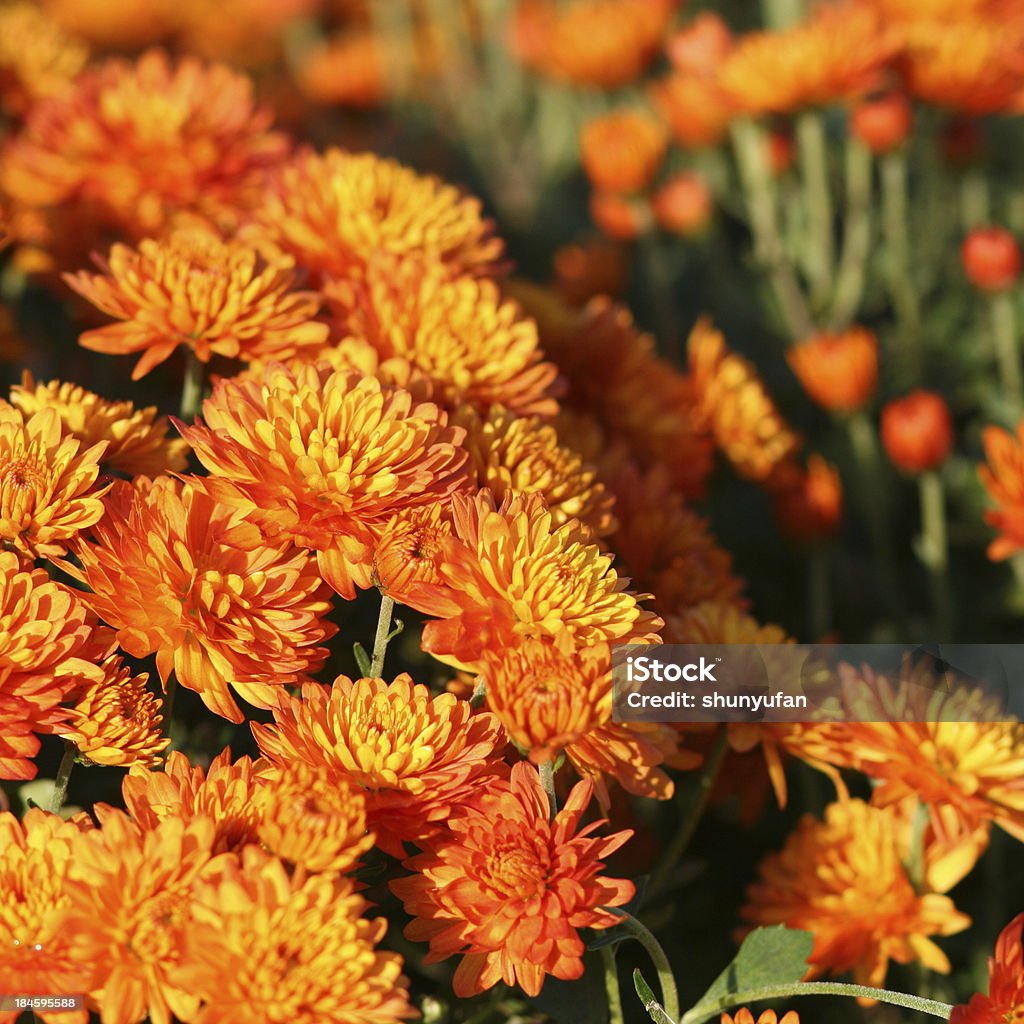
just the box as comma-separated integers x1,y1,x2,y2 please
990,291,1023,409
919,470,952,641
50,741,77,813
611,911,681,1023
763,0,805,28
731,118,814,339
829,137,873,329
960,167,990,231
880,150,922,375
847,411,905,624
179,350,205,421
647,728,729,902
538,758,557,819
603,946,625,1024
807,543,831,640
369,594,396,678
796,110,835,309
680,983,952,1024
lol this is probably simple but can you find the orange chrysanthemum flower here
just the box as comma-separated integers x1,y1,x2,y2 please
666,599,790,645
39,0,172,49
0,404,108,562
0,2,87,118
0,809,92,1012
1,50,288,239
0,550,109,779
719,5,898,116
179,363,469,599
513,0,678,89
8,373,188,477
689,318,800,483
64,228,329,380
254,761,374,875
481,638,679,802
651,71,736,148
59,656,168,769
73,476,337,723
61,810,226,1024
606,461,747,619
741,799,970,987
391,762,634,997
296,30,386,108
326,261,559,417
579,109,668,194
980,419,1024,560
411,490,663,668
900,18,1024,115
723,1010,799,1024
454,405,615,538
253,674,506,858
951,913,1024,1024
787,327,879,414
248,147,502,282
180,848,414,1024
371,504,452,606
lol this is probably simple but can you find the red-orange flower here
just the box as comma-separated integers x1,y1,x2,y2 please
248,147,502,283
65,227,329,379
72,476,337,723
741,799,969,987
179,363,470,599
962,226,1023,291
1,49,288,239
391,762,635,997
950,913,1024,1024
0,550,110,779
371,504,453,606
0,404,109,561
411,489,663,669
770,455,843,543
253,674,506,858
880,390,954,473
787,327,879,414
650,72,735,148
8,374,188,478
580,109,667,193
980,419,1024,559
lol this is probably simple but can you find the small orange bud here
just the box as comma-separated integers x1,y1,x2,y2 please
881,391,953,473
666,13,733,76
589,190,652,240
850,92,912,154
553,237,628,305
962,227,1022,292
787,327,879,414
580,109,667,193
771,455,843,542
652,172,713,236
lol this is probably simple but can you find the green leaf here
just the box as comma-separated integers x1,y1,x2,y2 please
689,926,813,1017
353,642,371,677
634,969,678,1024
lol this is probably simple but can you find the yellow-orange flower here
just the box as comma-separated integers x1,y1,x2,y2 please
60,656,167,769
665,599,790,645
254,761,374,875
0,404,108,562
901,18,1024,114
371,504,452,606
454,404,615,538
719,5,898,115
1,49,288,239
40,0,173,49
0,2,87,118
248,147,503,282
481,638,679,802
391,762,634,997
513,0,678,89
950,913,1024,1024
0,809,92,1012
72,476,337,723
411,490,663,668
723,1010,799,1024
980,419,1024,560
326,260,560,416
180,847,414,1024
8,373,188,477
580,109,667,193
787,327,879,414
61,810,226,1024
741,799,969,987
296,30,386,108
0,550,110,779
689,318,800,483
180,363,470,599
253,674,506,858
64,228,329,380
